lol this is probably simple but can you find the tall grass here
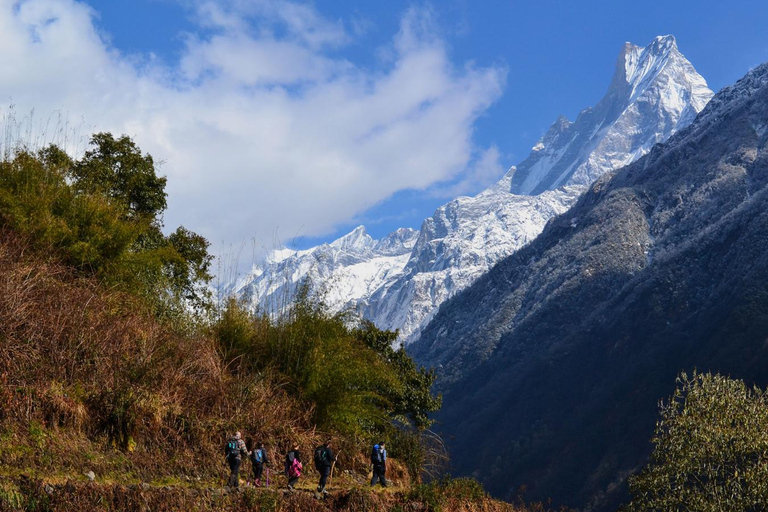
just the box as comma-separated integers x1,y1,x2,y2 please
0,105,90,161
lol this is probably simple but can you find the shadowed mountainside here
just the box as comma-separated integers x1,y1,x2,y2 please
410,60,768,511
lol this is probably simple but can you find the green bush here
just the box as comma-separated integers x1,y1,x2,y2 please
626,371,768,511
213,293,441,440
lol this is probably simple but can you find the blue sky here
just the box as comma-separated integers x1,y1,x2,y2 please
3,0,768,259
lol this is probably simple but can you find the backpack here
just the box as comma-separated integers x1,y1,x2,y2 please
254,448,264,464
225,439,239,458
313,446,327,469
370,445,382,464
289,457,303,478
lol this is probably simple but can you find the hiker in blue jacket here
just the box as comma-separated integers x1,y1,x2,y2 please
249,442,269,486
370,441,388,488
225,431,249,488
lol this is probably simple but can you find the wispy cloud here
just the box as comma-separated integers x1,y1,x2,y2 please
0,0,506,256
428,145,506,198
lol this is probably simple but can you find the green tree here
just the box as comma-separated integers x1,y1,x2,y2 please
354,320,442,429
0,135,213,311
626,371,768,511
212,296,442,439
165,226,213,309
70,132,167,221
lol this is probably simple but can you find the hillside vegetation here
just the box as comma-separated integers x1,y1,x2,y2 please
626,372,768,511
0,135,532,511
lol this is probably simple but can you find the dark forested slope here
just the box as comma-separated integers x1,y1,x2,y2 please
410,61,768,511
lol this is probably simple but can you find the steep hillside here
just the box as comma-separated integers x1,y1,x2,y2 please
0,142,526,512
410,60,768,510
0,228,318,483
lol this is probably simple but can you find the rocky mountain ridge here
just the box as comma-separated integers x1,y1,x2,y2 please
409,58,768,511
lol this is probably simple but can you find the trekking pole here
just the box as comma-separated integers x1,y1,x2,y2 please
328,449,340,488
266,467,270,488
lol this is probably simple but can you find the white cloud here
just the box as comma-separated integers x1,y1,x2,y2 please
430,145,506,198
0,0,506,258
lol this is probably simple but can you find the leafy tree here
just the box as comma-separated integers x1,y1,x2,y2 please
0,135,213,312
354,320,442,429
165,226,213,309
70,132,167,221
213,296,442,439
626,371,768,511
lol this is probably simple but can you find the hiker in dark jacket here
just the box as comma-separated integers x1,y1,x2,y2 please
370,441,388,488
314,439,337,495
249,442,269,486
285,443,302,490
225,431,249,488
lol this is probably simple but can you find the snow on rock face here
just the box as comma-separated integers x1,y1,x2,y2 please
232,226,419,315
510,35,713,195
232,36,712,344
362,36,711,343
363,179,583,340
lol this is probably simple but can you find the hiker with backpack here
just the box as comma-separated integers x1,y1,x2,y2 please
313,439,337,495
249,442,269,486
284,443,303,490
225,431,249,488
370,441,388,488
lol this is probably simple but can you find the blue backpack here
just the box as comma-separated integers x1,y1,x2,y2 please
254,448,264,463
371,445,382,464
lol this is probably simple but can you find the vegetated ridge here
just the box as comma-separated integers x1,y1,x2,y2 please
0,133,529,512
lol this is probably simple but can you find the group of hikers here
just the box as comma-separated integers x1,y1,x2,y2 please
224,432,388,494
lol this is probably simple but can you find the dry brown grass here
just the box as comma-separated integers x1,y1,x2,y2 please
0,476,524,512
0,228,322,481
0,230,537,511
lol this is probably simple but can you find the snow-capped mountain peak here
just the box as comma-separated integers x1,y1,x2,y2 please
620,35,676,92
231,224,419,315
329,225,374,252
510,35,713,196
231,36,713,343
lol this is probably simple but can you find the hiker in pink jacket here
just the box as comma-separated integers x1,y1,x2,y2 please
285,443,302,490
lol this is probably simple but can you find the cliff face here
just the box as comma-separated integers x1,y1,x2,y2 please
410,61,768,510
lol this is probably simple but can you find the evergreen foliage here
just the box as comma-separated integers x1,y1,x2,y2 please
0,134,212,310
626,371,768,511
213,294,441,439
69,132,167,221
354,320,442,430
